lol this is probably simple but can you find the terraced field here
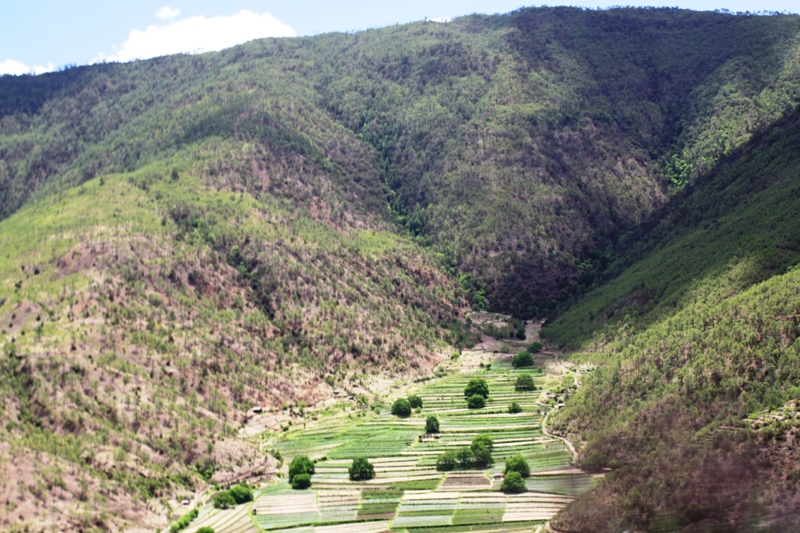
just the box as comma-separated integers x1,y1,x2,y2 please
183,345,592,533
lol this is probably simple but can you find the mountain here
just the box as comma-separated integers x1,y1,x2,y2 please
545,104,800,532
1,5,799,531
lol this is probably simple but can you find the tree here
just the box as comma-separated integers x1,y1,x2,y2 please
436,450,457,471
508,402,522,413
456,446,475,468
197,528,215,533
391,398,412,417
348,458,376,481
514,374,536,391
467,394,485,409
426,415,440,434
504,454,530,478
528,341,543,353
512,351,533,368
291,473,312,490
408,395,423,409
228,483,253,504
213,491,235,509
501,471,527,493
471,443,493,468
289,456,315,481
472,434,494,451
464,378,489,398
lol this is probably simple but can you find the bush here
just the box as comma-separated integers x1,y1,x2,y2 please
228,483,253,504
464,378,489,398
348,458,375,481
288,456,315,481
391,398,412,417
436,450,458,471
408,395,423,409
169,508,199,532
528,341,543,353
501,471,527,493
467,394,485,409
426,415,440,434
291,473,312,490
471,443,493,468
508,402,522,413
514,374,536,391
582,450,608,470
512,351,534,368
504,454,530,478
472,434,494,451
197,528,214,533
213,491,236,509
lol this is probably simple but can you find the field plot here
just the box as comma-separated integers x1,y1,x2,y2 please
196,345,591,532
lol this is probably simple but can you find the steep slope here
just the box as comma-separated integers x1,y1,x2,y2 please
545,106,800,531
2,8,799,315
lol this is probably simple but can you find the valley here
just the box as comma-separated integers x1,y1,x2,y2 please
174,326,592,533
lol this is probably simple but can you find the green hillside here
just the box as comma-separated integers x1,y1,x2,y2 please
545,104,800,531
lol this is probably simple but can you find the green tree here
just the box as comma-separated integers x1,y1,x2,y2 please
504,454,530,478
464,378,489,398
471,434,494,451
471,443,493,468
291,473,312,490
501,471,527,494
456,446,475,468
348,458,376,481
528,341,543,353
391,398,412,417
288,456,315,481
467,394,485,409
514,374,536,391
508,402,522,413
512,351,533,368
425,415,440,434
228,483,253,504
408,395,423,409
197,528,215,533
213,491,235,509
436,450,458,471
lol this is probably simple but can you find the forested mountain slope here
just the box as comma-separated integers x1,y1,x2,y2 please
2,7,800,315
545,102,800,532
0,5,800,531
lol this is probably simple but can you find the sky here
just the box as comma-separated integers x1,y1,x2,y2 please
1,0,797,75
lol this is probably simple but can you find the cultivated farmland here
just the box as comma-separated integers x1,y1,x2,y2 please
183,336,592,532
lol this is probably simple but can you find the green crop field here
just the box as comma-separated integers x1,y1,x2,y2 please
183,347,593,532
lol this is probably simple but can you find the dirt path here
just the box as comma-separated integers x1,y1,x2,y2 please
541,402,578,463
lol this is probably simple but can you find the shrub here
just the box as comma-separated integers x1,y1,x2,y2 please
228,483,253,504
426,415,440,434
213,491,236,509
348,458,375,481
582,450,608,470
467,394,485,409
288,456,315,481
472,434,494,451
291,473,312,490
464,378,489,398
501,471,527,493
471,443,493,468
436,450,458,471
528,341,543,353
505,454,530,478
197,528,214,533
508,402,522,413
391,398,412,417
514,374,536,391
408,395,423,409
512,351,533,368
169,508,199,532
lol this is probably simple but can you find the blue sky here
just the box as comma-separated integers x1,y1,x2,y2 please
1,0,797,75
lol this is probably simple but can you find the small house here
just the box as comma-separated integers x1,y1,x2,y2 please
253,407,263,414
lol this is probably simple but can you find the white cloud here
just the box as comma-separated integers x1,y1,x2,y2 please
155,6,181,19
97,10,295,63
0,59,55,76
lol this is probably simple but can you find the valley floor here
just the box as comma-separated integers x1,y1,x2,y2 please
175,329,593,533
